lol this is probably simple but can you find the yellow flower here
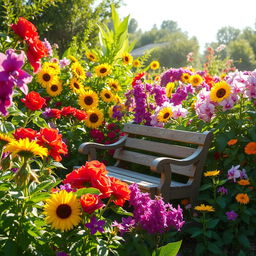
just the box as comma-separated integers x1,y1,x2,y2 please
67,55,78,63
95,64,112,77
85,108,104,129
181,73,191,83
46,80,63,97
114,95,122,104
220,73,227,80
166,82,175,98
150,61,160,70
236,193,250,204
210,81,231,102
78,90,99,110
133,59,141,67
71,62,86,80
36,68,57,88
100,89,115,103
189,74,203,87
86,51,98,62
237,179,250,186
70,78,84,94
157,107,173,123
0,133,13,146
42,62,60,74
204,170,220,177
4,138,48,159
194,204,214,212
108,106,114,118
122,52,133,65
108,79,121,91
44,190,81,232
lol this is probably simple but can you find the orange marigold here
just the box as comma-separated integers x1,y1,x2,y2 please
227,139,238,146
237,179,250,186
235,193,250,204
244,142,256,155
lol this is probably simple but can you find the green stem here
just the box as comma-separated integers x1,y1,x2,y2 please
202,212,208,247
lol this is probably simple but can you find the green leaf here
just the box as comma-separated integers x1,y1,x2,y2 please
207,242,223,255
3,240,17,256
50,161,67,169
75,187,100,197
0,183,10,191
223,229,233,244
28,192,50,203
11,115,25,126
207,219,220,229
199,183,211,191
110,205,133,216
152,240,182,256
238,234,250,248
29,180,60,195
216,197,226,208
32,116,48,128
195,242,205,255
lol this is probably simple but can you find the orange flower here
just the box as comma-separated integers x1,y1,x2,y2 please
80,194,104,214
110,177,130,206
237,179,250,186
235,193,250,204
181,199,189,206
244,142,256,155
227,139,238,146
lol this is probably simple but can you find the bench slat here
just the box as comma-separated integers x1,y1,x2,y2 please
123,123,207,145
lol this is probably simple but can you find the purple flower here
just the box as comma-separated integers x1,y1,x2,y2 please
85,216,105,235
152,84,169,107
59,183,75,192
56,252,69,256
217,186,228,195
227,165,247,182
43,38,53,56
112,216,136,235
226,210,238,221
170,87,188,106
59,57,71,68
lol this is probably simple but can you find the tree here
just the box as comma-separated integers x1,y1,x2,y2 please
160,20,180,33
217,26,240,44
240,27,256,55
128,18,138,33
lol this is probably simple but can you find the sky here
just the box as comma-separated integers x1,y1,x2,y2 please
119,0,256,51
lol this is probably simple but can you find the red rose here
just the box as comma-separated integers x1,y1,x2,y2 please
13,128,37,141
91,174,112,199
80,194,104,214
61,106,76,116
73,109,88,121
21,91,45,111
47,108,61,119
110,177,130,206
11,17,38,41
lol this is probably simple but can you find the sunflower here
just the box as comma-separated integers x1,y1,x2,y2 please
237,179,250,186
114,95,122,104
44,190,81,232
210,81,231,102
71,62,86,80
46,81,63,97
189,74,203,87
70,78,84,94
122,52,133,65
181,73,191,83
0,132,13,146
227,139,238,146
36,68,57,88
100,89,115,103
78,90,99,110
108,79,121,91
220,73,227,80
194,204,214,212
43,62,60,74
4,138,48,159
235,193,250,204
95,64,112,77
85,108,104,129
108,106,114,118
157,107,173,122
67,55,78,63
86,51,98,62
150,61,160,70
133,59,141,68
244,142,256,155
166,82,175,98
204,170,220,177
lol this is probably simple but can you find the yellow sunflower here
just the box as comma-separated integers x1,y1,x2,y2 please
100,89,115,103
150,61,160,70
166,82,175,98
194,204,214,212
78,90,99,110
108,106,114,118
71,62,86,80
210,81,231,102
43,62,60,74
44,190,81,232
70,78,84,94
181,73,191,83
114,95,122,104
85,108,104,129
67,55,78,63
122,52,133,65
46,81,63,97
204,170,220,177
108,79,121,92
4,138,48,159
95,64,112,77
0,133,13,146
157,107,173,122
189,74,203,87
133,59,141,68
36,68,57,88
86,51,98,62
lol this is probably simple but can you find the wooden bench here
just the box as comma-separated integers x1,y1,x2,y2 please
78,123,213,205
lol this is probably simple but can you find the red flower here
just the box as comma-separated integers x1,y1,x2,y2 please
91,174,112,198
107,131,116,139
73,109,88,121
46,108,61,119
11,17,38,41
13,128,37,141
61,106,76,116
110,177,130,206
80,194,104,214
21,91,45,111
132,72,145,87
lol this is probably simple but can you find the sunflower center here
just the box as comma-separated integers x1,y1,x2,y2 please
90,55,95,60
163,113,170,119
43,74,51,82
193,78,199,83
125,56,129,62
90,113,99,123
51,85,58,92
105,93,111,99
74,82,80,89
56,204,72,219
100,68,107,74
76,68,81,76
216,88,226,98
84,96,93,105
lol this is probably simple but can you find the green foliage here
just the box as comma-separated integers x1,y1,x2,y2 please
217,26,241,45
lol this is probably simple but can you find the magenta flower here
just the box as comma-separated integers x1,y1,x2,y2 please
59,183,76,192
112,216,136,236
85,216,105,235
226,210,238,221
56,252,69,256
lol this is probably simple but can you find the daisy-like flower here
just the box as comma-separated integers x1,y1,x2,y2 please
165,82,175,98
210,81,231,102
194,204,214,212
67,55,78,63
95,64,112,78
181,73,191,83
78,90,99,110
157,107,173,123
100,89,115,103
0,133,13,146
235,193,250,204
189,74,203,87
227,139,238,146
42,62,60,75
85,108,104,129
4,138,48,159
204,170,220,177
44,190,81,232
36,68,57,88
69,78,84,94
122,52,133,65
237,179,250,186
46,81,63,97
244,142,256,155
133,59,141,68
86,51,98,62
71,62,86,80
108,79,121,91
150,61,160,70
